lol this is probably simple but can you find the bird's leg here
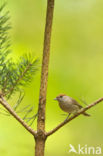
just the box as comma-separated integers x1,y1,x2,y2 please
65,113,71,121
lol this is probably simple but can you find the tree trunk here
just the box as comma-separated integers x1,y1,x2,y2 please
35,0,55,155
35,139,46,156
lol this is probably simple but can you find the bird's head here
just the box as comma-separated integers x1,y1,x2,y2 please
54,94,68,102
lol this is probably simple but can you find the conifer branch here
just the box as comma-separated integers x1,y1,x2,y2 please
0,95,36,136
13,91,25,111
0,4,39,99
4,58,38,97
0,3,38,136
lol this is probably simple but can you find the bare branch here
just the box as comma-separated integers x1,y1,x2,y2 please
0,96,36,136
46,97,103,137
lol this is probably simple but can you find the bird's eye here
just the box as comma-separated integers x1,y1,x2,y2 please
60,96,62,98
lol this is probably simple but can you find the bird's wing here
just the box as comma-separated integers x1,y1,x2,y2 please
71,98,82,108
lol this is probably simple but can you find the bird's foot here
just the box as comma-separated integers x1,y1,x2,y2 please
64,113,71,121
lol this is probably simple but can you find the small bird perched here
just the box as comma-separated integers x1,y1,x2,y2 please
54,94,90,117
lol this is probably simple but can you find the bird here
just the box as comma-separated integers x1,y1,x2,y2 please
54,94,90,117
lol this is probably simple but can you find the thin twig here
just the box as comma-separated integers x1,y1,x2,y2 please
46,97,103,137
0,96,36,136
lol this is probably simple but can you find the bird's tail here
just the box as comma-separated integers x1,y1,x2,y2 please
83,112,90,117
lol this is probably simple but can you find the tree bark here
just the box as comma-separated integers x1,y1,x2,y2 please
35,0,55,156
35,139,46,156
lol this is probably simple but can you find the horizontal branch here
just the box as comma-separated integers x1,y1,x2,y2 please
0,96,36,136
46,97,103,137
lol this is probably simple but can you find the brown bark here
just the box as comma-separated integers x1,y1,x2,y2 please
35,138,46,156
37,0,54,131
35,0,55,156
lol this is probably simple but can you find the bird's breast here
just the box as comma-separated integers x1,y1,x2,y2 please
59,101,79,113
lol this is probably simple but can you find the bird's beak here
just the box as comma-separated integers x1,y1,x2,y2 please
54,98,57,100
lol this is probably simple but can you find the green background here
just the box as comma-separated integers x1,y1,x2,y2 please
0,0,103,155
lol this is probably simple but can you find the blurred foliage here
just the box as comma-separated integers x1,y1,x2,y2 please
0,3,38,127
0,0,103,156
0,3,38,99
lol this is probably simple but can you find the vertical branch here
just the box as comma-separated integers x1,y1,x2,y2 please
35,0,55,156
37,0,54,133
